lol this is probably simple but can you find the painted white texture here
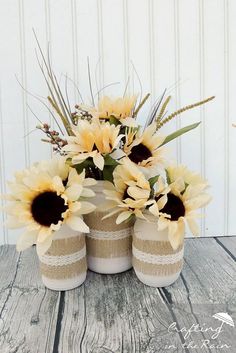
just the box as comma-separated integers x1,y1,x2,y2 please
0,0,235,244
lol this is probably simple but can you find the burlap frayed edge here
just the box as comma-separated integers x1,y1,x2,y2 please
133,234,183,255
84,211,134,232
46,235,85,256
86,236,132,258
40,257,87,280
132,257,183,276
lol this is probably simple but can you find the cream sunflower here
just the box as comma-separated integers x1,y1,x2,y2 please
94,95,138,126
63,119,122,170
124,123,166,169
149,165,212,250
103,158,151,224
5,160,96,255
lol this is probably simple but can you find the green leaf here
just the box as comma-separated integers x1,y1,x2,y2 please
65,158,72,166
103,165,117,182
148,175,159,188
109,116,121,126
104,154,120,166
161,122,201,146
165,169,171,185
73,158,94,174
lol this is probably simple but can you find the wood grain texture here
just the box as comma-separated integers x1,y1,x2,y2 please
162,238,236,352
56,238,236,353
0,238,235,352
0,246,60,353
214,236,236,258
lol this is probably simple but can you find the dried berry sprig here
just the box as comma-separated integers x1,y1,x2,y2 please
74,105,94,123
37,123,67,153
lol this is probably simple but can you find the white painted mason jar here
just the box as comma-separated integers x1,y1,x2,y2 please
132,216,184,287
38,224,87,291
84,181,133,274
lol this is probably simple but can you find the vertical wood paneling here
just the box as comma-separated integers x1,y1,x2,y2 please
0,0,236,244
0,1,27,244
202,0,225,236
228,0,236,236
198,0,208,236
173,0,181,165
99,0,126,96
21,0,51,164
127,0,152,122
223,0,230,235
0,86,7,243
75,0,101,103
122,0,129,83
152,0,178,161
19,0,30,168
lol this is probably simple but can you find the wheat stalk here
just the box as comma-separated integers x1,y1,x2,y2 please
156,95,215,129
47,96,73,135
133,93,150,117
155,95,171,124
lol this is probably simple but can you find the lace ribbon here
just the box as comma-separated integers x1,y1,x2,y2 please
87,227,132,240
39,247,86,267
132,245,184,265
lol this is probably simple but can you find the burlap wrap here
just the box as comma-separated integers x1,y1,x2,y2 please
84,211,133,259
132,233,184,276
39,234,87,280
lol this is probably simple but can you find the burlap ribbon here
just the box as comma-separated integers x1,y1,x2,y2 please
84,211,133,259
40,234,87,280
132,234,184,276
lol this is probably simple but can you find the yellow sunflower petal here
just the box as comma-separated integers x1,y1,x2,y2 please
66,215,89,233
148,202,159,217
36,235,53,256
16,230,38,252
93,153,104,170
186,217,200,236
168,219,185,250
79,201,96,215
65,184,83,201
116,211,132,224
37,227,53,243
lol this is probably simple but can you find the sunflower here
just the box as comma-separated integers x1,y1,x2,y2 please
124,123,166,169
5,159,96,255
63,119,122,170
103,158,151,223
148,165,211,250
94,95,138,126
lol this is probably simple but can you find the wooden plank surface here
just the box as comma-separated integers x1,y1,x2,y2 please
214,236,236,258
0,238,235,353
0,246,60,353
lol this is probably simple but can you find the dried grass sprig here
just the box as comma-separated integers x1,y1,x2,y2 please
156,95,171,124
133,93,150,118
33,30,74,135
156,95,215,129
47,96,73,135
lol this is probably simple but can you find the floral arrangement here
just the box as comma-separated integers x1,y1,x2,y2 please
2,45,214,259
30,49,213,250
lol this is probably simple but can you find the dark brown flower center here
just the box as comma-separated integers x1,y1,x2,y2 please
129,143,152,164
158,193,185,221
123,189,130,200
31,191,68,227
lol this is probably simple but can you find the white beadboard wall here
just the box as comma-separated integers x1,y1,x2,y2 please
0,0,236,244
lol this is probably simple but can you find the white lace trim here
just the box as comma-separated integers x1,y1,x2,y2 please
39,247,86,267
87,228,132,240
132,246,184,265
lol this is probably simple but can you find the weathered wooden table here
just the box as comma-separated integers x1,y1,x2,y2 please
0,237,235,353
